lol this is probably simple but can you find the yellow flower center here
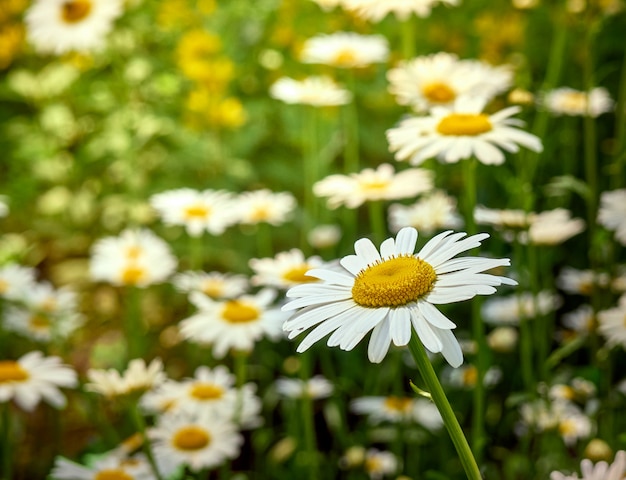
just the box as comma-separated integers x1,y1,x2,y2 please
29,314,51,331
183,204,211,220
125,246,143,260
364,456,383,473
333,49,357,67
222,300,259,323
436,113,493,136
121,264,146,285
94,469,134,480
360,179,390,193
383,396,413,413
61,0,92,23
560,91,587,112
462,366,478,387
422,82,456,103
0,361,29,383
558,419,577,436
249,206,270,222
282,265,318,284
201,280,224,298
172,426,211,451
190,382,224,400
0,279,8,294
352,256,436,308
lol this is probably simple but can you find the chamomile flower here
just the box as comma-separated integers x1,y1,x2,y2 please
556,267,610,296
149,188,236,236
527,209,585,245
598,189,626,245
313,163,434,209
249,249,324,288
597,295,626,349
562,305,595,336
344,0,460,21
283,227,516,367
388,190,463,234
90,229,177,287
351,395,443,430
86,358,166,398
542,87,614,117
50,452,155,480
172,271,248,299
550,450,626,480
0,351,77,411
275,375,334,400
0,263,36,300
387,97,542,166
363,449,398,480
234,189,297,226
474,205,533,230
300,32,389,68
179,290,289,358
482,291,562,325
387,52,512,112
270,76,352,106
25,0,124,55
149,407,243,476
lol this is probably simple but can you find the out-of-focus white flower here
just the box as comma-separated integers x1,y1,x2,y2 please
270,76,352,106
25,0,124,55
562,304,595,336
474,205,533,230
598,189,626,245
50,451,154,480
387,96,542,166
0,264,37,301
445,364,502,389
387,52,512,112
149,188,236,236
307,224,342,249
482,291,562,325
527,209,585,245
550,450,626,480
542,87,614,117
172,271,248,299
487,326,519,352
275,375,334,400
344,0,460,21
90,229,177,287
179,290,289,358
249,249,323,289
234,189,296,226
388,190,463,234
557,267,610,296
363,449,398,480
351,396,443,430
300,32,389,68
598,295,626,349
86,358,166,398
313,163,434,209
0,351,77,411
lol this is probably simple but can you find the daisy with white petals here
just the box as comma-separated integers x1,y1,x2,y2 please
344,0,460,21
86,358,166,399
597,295,626,349
172,271,248,299
542,87,614,117
0,264,36,301
179,290,289,358
282,227,516,367
527,209,585,245
0,351,77,411
550,450,626,480
351,395,443,430
90,229,177,287
249,249,324,288
51,452,155,480
275,375,334,400
270,76,352,106
150,188,235,236
387,52,512,112
598,189,626,245
387,96,542,166
300,32,389,68
313,163,434,209
25,0,124,55
388,190,463,234
234,189,296,226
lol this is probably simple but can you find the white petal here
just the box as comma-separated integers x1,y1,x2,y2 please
410,310,443,353
340,255,368,276
438,328,464,367
379,238,396,259
282,293,352,311
305,268,354,286
417,301,456,329
389,308,412,346
354,238,381,264
296,316,348,352
284,300,356,332
395,227,418,255
367,318,392,363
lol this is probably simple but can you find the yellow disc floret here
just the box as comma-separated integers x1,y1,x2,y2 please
0,360,29,383
61,0,92,23
282,265,317,284
190,382,224,400
172,426,211,451
422,82,456,104
222,300,259,323
94,469,134,480
436,113,493,136
351,255,436,308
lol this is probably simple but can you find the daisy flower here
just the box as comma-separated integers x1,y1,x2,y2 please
541,87,614,117
249,249,324,288
597,295,626,349
179,289,289,358
550,450,626,480
556,267,610,296
233,189,296,226
344,0,460,21
313,163,434,209
388,190,463,234
598,189,626,245
50,452,154,480
283,227,516,367
363,449,398,480
25,0,124,55
0,351,77,411
351,395,443,430
474,205,533,230
561,305,595,337
387,96,542,166
0,263,36,300
300,32,389,69
486,326,519,353
387,52,512,112
270,76,352,106
86,358,166,398
172,271,248,299
527,209,585,245
481,291,562,325
89,228,177,287
149,407,243,476
444,364,502,389
149,188,236,236
307,224,342,249
275,375,334,400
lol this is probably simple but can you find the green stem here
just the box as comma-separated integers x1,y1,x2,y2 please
129,404,164,480
513,239,535,388
125,286,144,361
367,201,386,245
462,159,477,236
408,334,482,480
401,17,417,59
300,395,319,480
302,106,320,251
1,403,12,480
343,71,360,175
189,233,206,271
256,223,274,259
233,350,248,388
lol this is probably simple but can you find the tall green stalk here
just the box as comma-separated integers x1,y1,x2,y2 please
302,105,320,251
300,395,319,480
125,286,144,361
408,334,482,480
1,403,12,480
129,403,164,480
401,17,417,59
367,201,387,245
